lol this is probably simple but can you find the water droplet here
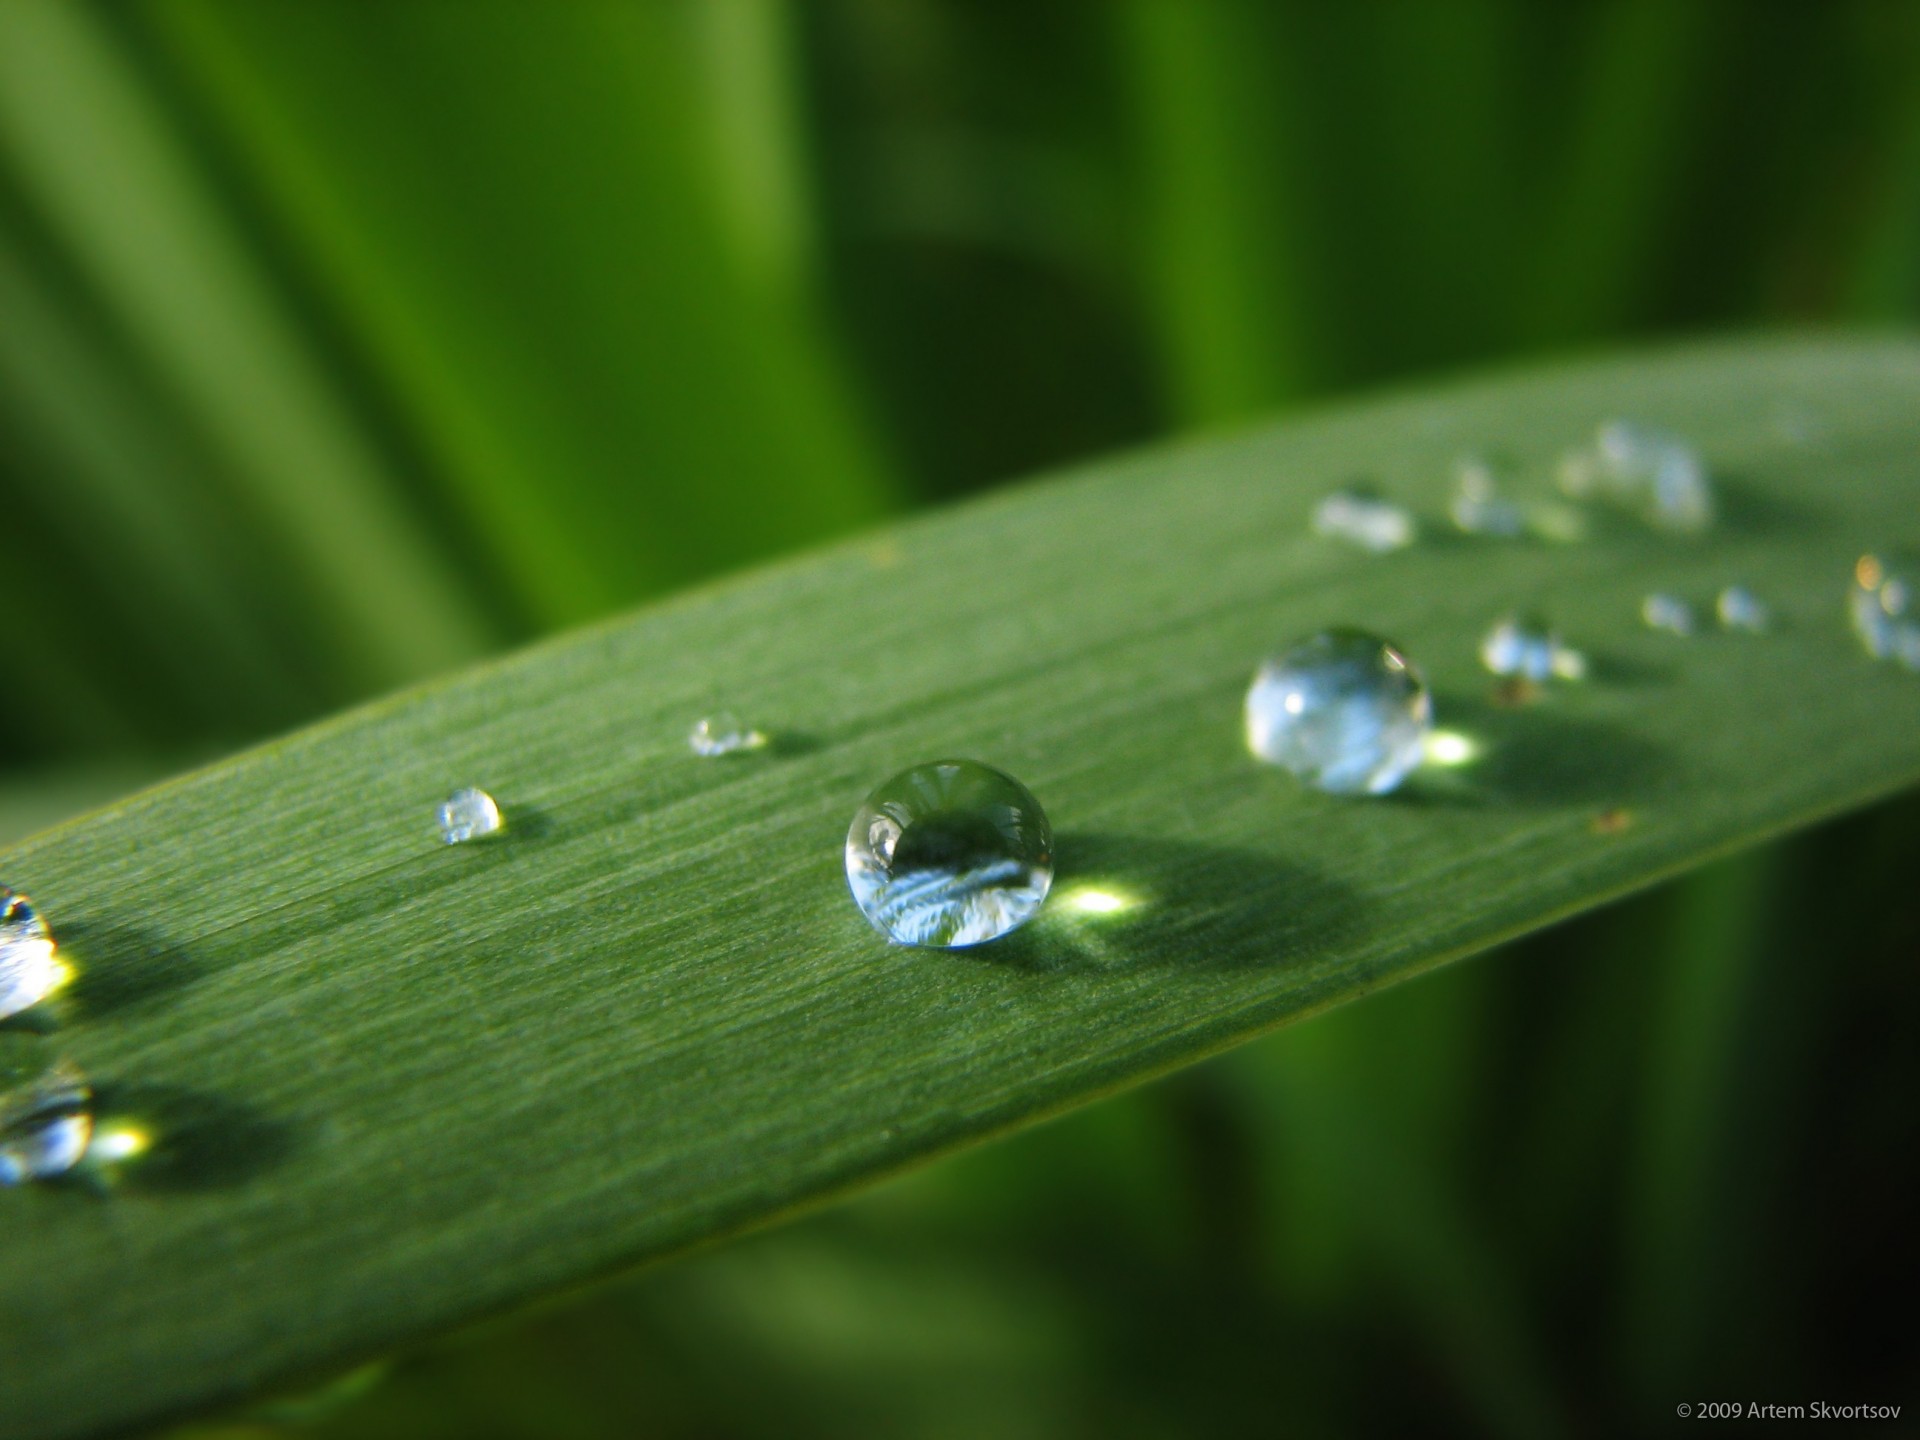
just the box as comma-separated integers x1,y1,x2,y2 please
1716,585,1770,633
1449,455,1527,538
0,888,61,1023
1642,593,1697,637
1245,629,1433,794
1311,487,1415,554
845,761,1053,948
437,787,503,844
1480,616,1586,682
0,1041,91,1185
1850,553,1917,660
1559,421,1713,533
688,713,768,757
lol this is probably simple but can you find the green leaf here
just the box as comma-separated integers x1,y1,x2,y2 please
4,336,1919,1438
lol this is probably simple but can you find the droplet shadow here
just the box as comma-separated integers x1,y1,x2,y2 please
53,921,210,1022
89,1081,299,1193
992,832,1363,974
1408,693,1674,809
1713,471,1832,538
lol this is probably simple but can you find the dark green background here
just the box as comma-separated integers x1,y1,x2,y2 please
1,2,1915,1435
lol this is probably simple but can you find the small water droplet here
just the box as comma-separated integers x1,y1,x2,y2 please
1311,487,1416,554
0,1041,91,1185
0,888,61,1023
1245,629,1433,795
1480,616,1586,682
1642,593,1697,637
689,713,768,757
1716,585,1771,633
1449,455,1528,538
437,787,503,844
1560,421,1713,533
845,761,1053,948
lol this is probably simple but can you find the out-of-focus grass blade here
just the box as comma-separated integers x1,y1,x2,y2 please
3,338,1919,1437
1116,0,1316,422
1514,0,1715,345
135,0,898,629
0,218,324,745
0,1,496,692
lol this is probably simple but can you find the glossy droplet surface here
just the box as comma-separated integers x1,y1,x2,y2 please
0,1041,91,1185
689,713,767,757
0,888,60,1022
845,761,1052,948
1480,616,1585,682
1246,629,1432,795
1311,488,1415,553
437,787,503,844
1716,585,1770,633
1561,420,1713,533
1642,593,1696,637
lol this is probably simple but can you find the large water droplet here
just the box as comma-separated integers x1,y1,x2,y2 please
0,888,61,1022
1560,421,1713,533
437,787,503,844
845,761,1053,948
689,713,768,757
1480,615,1586,682
0,1041,91,1185
1311,487,1416,554
1245,629,1433,795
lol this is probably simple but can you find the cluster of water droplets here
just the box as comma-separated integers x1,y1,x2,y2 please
1850,554,1920,670
1558,420,1714,534
1480,616,1586,684
0,894,105,1187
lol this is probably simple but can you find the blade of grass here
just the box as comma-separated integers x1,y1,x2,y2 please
2,337,1919,1437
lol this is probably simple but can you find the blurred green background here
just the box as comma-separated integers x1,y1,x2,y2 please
2,1,1917,1435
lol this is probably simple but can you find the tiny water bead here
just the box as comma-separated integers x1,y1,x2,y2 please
437,787,503,844
0,1042,91,1186
1480,616,1586,683
1245,629,1432,795
1449,455,1526,538
845,761,1053,948
0,887,62,1022
1311,487,1415,554
1642,592,1696,637
1559,420,1714,533
689,713,768,757
1716,585,1771,633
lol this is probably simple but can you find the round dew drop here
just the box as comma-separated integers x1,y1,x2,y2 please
1245,629,1433,795
0,1042,91,1186
0,888,60,1023
845,760,1053,948
437,787,503,844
